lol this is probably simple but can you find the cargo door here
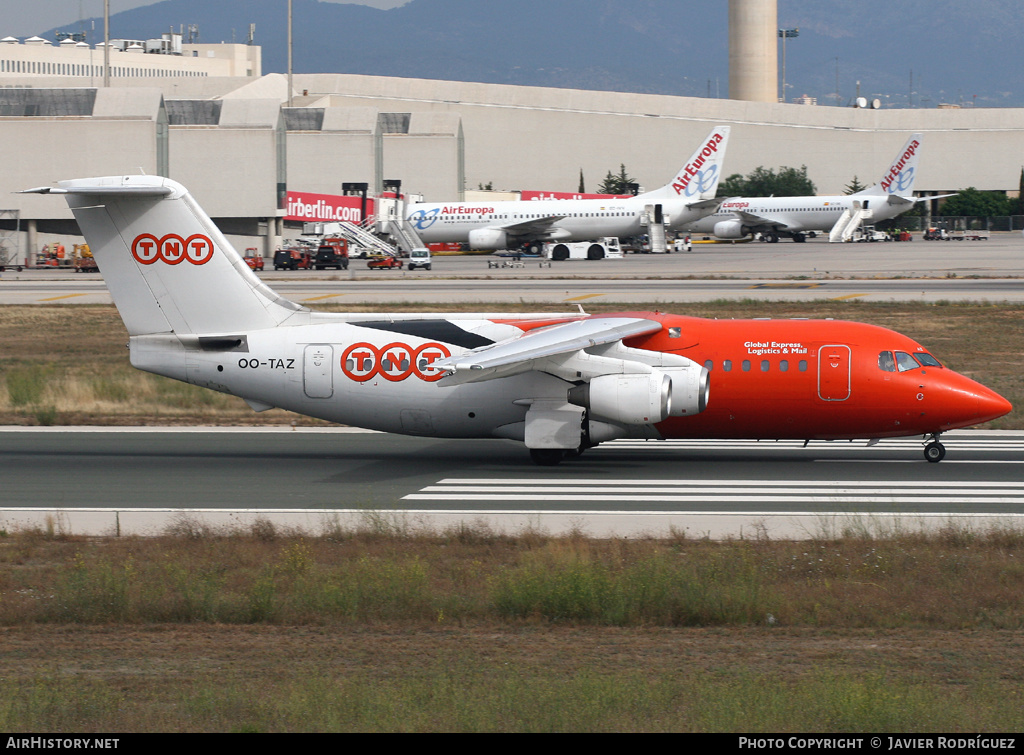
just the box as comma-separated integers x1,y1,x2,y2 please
303,344,334,398
818,345,851,401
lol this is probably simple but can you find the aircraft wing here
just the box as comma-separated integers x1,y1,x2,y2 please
686,197,727,211
434,316,662,384
492,215,569,238
734,209,792,230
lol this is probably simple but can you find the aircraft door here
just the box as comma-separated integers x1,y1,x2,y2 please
818,345,851,401
303,344,334,398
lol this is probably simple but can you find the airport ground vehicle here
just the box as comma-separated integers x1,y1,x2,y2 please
544,237,623,261
73,243,98,272
273,247,313,270
407,247,432,270
852,226,890,242
314,239,349,270
367,255,403,269
243,249,265,271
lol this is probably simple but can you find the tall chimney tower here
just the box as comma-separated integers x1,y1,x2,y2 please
729,0,778,102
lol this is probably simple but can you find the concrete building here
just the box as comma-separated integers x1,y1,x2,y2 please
2,40,1024,264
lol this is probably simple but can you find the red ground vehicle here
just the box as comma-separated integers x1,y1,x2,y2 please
273,247,313,270
243,248,265,271
314,238,350,270
367,255,403,269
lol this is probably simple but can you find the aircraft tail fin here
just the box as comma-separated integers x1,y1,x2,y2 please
26,176,304,336
858,133,922,197
643,126,731,202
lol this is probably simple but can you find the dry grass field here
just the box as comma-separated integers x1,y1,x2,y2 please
0,524,1022,732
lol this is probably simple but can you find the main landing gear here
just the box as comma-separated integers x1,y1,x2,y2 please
924,434,946,463
528,443,595,466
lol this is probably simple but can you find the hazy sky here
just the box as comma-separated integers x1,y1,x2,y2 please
2,0,410,38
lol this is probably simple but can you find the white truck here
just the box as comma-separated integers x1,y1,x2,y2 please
407,247,432,270
544,237,624,261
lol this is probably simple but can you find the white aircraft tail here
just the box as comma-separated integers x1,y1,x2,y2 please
857,133,922,198
643,126,731,202
27,176,303,336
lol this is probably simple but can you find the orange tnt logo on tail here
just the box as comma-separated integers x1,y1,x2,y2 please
131,234,214,265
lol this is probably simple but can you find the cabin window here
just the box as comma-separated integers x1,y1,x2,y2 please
798,360,808,372
779,360,789,372
704,360,713,371
878,351,896,372
761,360,770,372
723,360,733,372
741,360,751,372
895,351,921,372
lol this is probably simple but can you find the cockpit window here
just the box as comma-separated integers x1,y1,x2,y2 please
895,351,921,372
915,352,942,368
878,351,896,372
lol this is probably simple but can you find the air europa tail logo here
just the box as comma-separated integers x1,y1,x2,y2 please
131,234,214,265
880,139,920,194
672,132,725,197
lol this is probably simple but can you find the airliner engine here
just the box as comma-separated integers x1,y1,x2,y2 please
569,373,671,425
468,228,508,250
713,219,747,239
568,365,709,425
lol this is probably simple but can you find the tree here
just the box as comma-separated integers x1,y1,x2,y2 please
844,176,867,195
716,166,816,197
939,187,1014,217
578,168,585,194
597,164,635,195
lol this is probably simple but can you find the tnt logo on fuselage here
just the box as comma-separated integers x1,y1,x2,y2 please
341,341,451,383
131,234,214,265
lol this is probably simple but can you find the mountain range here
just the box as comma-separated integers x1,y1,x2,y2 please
42,0,1024,108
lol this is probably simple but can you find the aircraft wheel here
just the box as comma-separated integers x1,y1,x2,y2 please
530,449,565,466
764,232,779,243
924,441,946,463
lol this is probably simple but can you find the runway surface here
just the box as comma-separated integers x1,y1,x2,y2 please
2,428,1022,538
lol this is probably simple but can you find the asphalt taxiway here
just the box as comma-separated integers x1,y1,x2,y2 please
2,234,1022,305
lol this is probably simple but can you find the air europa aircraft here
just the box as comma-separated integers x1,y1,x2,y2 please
406,126,730,251
27,175,1010,465
685,133,932,243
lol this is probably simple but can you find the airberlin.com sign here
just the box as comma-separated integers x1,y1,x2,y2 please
285,191,375,223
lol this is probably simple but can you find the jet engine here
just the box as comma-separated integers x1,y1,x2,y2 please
663,366,710,416
468,228,509,250
568,372,672,425
713,219,747,239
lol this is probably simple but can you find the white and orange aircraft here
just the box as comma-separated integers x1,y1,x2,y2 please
27,175,1011,465
406,126,731,251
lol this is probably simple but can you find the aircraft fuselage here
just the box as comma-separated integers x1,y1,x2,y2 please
134,313,1010,443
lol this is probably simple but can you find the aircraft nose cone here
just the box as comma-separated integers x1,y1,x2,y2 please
976,388,1013,424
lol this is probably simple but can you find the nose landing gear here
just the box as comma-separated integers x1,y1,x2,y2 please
923,434,946,463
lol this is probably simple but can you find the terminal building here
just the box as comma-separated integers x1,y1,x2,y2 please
1,24,1023,267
